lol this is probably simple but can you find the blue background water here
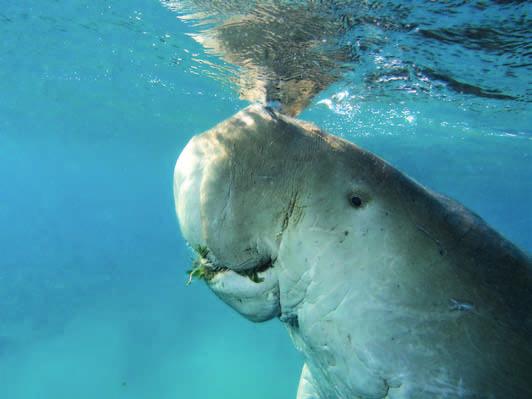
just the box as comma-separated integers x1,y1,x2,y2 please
0,1,530,398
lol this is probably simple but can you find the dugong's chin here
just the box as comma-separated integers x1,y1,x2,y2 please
206,266,281,322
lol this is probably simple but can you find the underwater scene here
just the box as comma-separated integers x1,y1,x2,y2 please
1,1,530,398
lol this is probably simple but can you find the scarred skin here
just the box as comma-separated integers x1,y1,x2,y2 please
173,105,532,399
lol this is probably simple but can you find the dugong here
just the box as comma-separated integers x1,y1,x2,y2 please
173,105,532,398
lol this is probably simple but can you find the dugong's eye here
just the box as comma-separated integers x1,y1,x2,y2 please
350,196,363,208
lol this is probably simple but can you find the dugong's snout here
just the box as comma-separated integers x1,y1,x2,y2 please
173,106,291,321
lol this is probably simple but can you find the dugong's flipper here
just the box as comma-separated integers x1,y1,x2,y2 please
297,364,320,399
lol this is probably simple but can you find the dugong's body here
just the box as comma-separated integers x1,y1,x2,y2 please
174,105,532,398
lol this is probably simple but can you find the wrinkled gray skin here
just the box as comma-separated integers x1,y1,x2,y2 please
174,105,532,399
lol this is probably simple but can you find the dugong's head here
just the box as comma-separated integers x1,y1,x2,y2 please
174,105,396,323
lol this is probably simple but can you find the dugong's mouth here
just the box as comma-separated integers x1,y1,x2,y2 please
186,245,274,285
186,244,281,322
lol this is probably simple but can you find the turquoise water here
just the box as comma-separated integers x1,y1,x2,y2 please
0,1,530,398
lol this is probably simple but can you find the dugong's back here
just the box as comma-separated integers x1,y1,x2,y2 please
387,183,532,398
